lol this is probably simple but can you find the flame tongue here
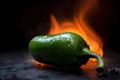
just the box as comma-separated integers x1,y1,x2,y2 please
49,14,103,57
48,0,103,58
35,0,103,70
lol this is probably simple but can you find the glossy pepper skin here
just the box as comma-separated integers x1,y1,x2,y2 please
29,32,104,71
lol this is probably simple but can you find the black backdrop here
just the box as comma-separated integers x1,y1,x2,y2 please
0,0,119,53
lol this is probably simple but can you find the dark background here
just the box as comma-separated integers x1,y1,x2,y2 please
0,0,119,53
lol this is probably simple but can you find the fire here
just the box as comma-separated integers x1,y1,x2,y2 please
49,15,103,58
35,0,103,69
49,0,103,58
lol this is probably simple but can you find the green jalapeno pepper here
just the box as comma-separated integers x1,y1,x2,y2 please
29,32,104,72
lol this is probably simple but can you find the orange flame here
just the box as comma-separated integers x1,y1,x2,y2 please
49,0,103,58
35,0,103,70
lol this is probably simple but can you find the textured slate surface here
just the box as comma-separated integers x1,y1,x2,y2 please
0,49,120,80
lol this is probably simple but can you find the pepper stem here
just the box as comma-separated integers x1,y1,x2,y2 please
82,48,104,72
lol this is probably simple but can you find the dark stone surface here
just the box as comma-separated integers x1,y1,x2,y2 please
0,49,120,80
